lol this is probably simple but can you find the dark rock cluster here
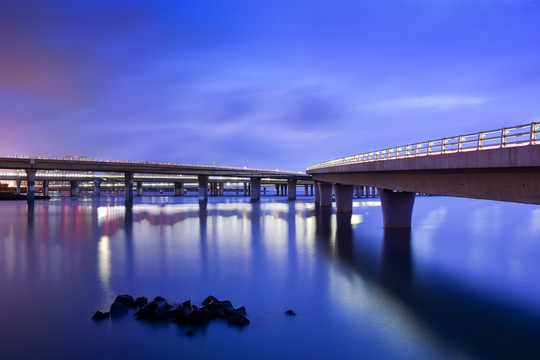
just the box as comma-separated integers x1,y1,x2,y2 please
92,294,250,335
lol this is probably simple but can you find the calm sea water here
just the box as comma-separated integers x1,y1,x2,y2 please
1,193,540,359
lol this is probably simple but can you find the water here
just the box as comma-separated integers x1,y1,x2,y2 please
1,194,540,359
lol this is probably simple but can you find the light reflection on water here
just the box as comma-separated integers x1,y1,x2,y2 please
1,196,540,359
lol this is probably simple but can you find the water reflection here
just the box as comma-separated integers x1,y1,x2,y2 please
314,206,540,359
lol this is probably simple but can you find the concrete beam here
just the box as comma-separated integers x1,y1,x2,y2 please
335,184,354,213
380,189,415,228
198,175,209,202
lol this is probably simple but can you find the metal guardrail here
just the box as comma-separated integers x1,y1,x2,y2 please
307,123,539,171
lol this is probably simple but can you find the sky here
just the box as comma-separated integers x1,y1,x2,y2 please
1,0,540,171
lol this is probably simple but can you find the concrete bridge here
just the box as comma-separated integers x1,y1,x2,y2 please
0,156,312,203
307,123,540,228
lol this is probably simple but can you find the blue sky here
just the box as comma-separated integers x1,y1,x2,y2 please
1,0,539,171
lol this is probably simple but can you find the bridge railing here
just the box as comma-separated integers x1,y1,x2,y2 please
308,122,539,170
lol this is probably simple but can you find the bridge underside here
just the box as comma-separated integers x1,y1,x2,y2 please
312,168,540,205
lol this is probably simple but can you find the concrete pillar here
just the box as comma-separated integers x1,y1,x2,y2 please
220,182,224,196
94,180,101,197
70,180,80,197
304,184,308,196
288,179,297,200
379,189,416,228
319,182,333,207
16,178,22,195
335,184,354,213
42,180,49,196
374,187,378,197
243,183,247,196
285,184,288,196
275,184,280,196
174,182,184,196
26,170,36,203
124,172,134,203
314,181,320,204
248,183,251,196
263,186,267,195
250,177,261,202
136,182,143,197
198,175,209,202
310,184,314,196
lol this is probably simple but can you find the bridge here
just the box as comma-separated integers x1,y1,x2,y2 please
0,156,313,202
307,123,540,228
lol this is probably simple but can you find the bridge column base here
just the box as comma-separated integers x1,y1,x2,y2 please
251,177,261,202
319,182,333,207
380,189,415,228
125,172,134,203
174,182,184,196
199,175,209,202
70,180,80,197
335,184,354,213
288,179,297,200
26,170,36,203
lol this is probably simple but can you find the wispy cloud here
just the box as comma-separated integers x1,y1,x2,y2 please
368,95,492,110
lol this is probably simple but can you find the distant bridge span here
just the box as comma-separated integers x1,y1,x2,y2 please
0,156,312,202
307,123,540,227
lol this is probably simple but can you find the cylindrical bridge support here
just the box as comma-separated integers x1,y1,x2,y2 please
16,178,22,195
335,184,354,213
314,181,320,205
26,170,36,203
174,182,184,196
42,180,49,197
318,182,333,207
379,189,416,228
198,175,209,202
287,179,297,200
94,180,101,197
136,181,143,197
125,172,134,203
70,180,80,197
250,177,261,202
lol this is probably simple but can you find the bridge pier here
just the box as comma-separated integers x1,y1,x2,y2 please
94,180,101,197
198,175,209,202
16,178,22,195
125,172,134,203
380,189,415,228
42,180,49,196
335,184,354,213
288,179,297,200
243,183,247,196
314,181,320,205
275,184,279,196
319,182,333,207
304,184,309,196
250,177,261,202
26,170,36,203
137,181,143,197
174,182,184,196
70,180,80,197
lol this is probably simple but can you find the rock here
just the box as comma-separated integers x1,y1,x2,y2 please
154,296,166,302
202,295,219,308
185,329,195,337
285,309,296,316
110,302,129,318
188,308,211,325
235,306,246,315
220,300,233,309
182,300,191,309
227,314,250,327
135,297,148,307
155,302,173,321
114,294,136,308
135,300,158,319
91,311,110,321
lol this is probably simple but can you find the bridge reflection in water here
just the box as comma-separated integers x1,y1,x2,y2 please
12,198,540,359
